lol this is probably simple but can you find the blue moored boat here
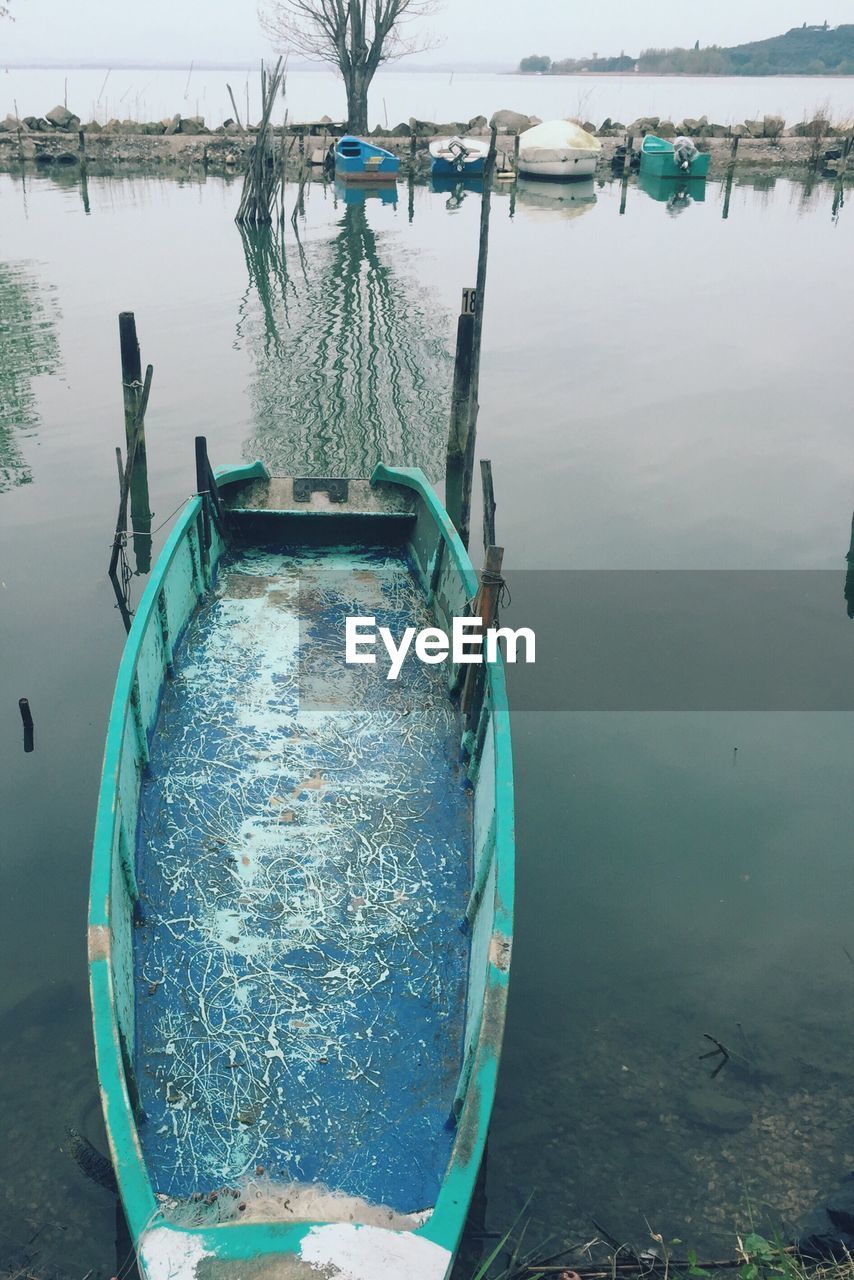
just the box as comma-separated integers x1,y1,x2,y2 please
89,455,514,1280
335,134,400,181
640,133,711,178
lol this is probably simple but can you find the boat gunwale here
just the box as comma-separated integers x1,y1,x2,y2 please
88,461,514,1276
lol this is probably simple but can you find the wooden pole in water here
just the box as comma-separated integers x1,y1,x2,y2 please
461,543,504,719
119,312,142,453
513,131,521,173
480,459,496,554
19,698,34,753
730,133,740,162
623,134,634,175
410,125,417,165
445,294,476,535
195,435,212,550
109,364,153,579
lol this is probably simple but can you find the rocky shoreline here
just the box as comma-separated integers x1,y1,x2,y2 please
0,104,850,177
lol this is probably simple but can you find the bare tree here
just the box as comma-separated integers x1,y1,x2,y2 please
261,1,439,133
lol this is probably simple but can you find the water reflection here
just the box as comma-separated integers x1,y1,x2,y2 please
0,262,61,492
638,171,708,210
239,202,451,480
333,178,398,208
515,176,597,220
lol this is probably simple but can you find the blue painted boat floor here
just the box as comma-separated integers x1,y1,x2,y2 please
133,545,471,1215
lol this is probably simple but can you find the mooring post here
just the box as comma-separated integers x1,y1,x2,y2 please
730,133,740,162
78,127,85,154
513,131,521,172
19,698,34,753
445,291,476,535
410,125,417,165
109,364,153,579
119,312,143,454
195,435,212,550
623,134,634,175
461,544,505,720
480,459,496,554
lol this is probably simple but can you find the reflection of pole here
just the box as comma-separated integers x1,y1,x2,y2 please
455,128,498,548
408,170,415,224
619,173,629,215
130,443,152,574
445,293,475,535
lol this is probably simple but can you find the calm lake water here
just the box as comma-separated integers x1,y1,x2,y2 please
1,163,854,1277
4,65,854,129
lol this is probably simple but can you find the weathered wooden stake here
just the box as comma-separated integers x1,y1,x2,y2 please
410,126,417,163
119,311,142,453
195,435,212,550
513,131,521,172
480,459,496,554
623,134,634,175
730,133,740,161
461,544,504,719
445,299,475,535
109,363,152,579
19,698,34,753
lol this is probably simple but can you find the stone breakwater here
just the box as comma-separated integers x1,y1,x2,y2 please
0,104,849,177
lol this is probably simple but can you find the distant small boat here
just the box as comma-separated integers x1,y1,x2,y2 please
335,134,400,182
517,120,601,180
640,134,711,178
430,136,490,177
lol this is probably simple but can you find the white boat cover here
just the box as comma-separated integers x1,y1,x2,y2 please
519,119,602,161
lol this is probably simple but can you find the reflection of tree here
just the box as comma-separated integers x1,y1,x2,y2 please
0,263,61,492
239,203,451,480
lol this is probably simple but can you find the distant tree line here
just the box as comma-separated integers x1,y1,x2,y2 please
519,24,854,76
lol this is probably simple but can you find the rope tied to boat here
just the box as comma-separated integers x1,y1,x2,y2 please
469,568,511,614
105,496,195,548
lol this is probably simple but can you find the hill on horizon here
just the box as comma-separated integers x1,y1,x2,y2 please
521,23,854,76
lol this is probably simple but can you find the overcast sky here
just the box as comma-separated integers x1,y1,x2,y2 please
3,0,854,66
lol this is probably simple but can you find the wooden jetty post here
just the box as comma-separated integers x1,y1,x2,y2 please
109,363,152,580
513,131,521,172
410,125,417,165
119,311,143,453
480,459,496,554
623,134,634,175
730,133,740,162
19,697,34,753
118,312,152,572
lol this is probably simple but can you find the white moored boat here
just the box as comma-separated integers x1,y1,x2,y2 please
429,135,490,176
517,119,601,180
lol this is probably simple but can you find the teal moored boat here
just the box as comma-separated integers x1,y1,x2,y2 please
640,133,711,178
89,456,514,1280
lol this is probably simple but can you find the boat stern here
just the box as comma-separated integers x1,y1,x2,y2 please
138,1222,453,1280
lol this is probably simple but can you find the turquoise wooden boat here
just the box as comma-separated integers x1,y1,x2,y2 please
88,458,514,1280
640,133,711,178
335,135,400,181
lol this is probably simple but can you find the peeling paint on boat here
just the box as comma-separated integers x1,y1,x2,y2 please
139,1226,212,1280
300,1223,452,1280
